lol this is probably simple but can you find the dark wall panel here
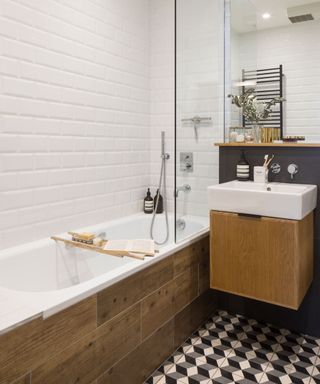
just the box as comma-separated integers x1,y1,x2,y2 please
217,146,320,337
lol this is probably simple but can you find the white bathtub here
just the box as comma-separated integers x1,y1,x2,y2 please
0,213,208,333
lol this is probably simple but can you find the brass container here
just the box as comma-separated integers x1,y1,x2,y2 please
260,127,281,143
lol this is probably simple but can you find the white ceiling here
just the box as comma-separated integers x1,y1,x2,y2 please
231,0,320,33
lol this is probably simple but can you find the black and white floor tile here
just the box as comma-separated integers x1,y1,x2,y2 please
145,311,320,384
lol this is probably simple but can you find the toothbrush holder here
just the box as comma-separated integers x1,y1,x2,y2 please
254,166,269,183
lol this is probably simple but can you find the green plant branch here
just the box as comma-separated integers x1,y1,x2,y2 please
228,88,285,124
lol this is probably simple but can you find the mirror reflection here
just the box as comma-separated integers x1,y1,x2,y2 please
226,0,320,142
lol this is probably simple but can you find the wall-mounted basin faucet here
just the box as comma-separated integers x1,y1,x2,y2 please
175,184,191,197
287,163,298,179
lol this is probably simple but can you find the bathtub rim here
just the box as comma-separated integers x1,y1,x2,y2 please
0,213,209,335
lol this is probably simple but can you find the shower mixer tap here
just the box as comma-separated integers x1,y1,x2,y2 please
180,152,193,172
175,184,191,197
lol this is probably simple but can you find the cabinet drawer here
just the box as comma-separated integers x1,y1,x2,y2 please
210,210,313,309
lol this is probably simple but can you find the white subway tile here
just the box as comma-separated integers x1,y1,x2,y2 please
0,0,35,25
0,0,181,250
0,190,34,211
18,171,48,189
62,153,85,168
1,154,34,172
34,153,61,170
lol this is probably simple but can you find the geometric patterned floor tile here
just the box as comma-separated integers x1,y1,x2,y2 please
264,369,312,384
145,372,165,384
145,310,320,384
179,352,207,367
210,367,268,383
310,375,320,384
191,336,237,360
165,360,217,383
145,360,175,384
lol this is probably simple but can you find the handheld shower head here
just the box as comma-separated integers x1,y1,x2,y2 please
150,131,170,245
161,131,170,160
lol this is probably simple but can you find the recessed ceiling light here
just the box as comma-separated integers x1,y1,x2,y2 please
262,13,271,19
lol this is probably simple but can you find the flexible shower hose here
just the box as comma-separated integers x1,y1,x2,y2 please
150,153,170,245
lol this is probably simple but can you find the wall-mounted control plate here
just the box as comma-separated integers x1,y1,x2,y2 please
180,152,193,172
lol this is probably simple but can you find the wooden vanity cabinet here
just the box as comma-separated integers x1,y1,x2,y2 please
210,210,314,310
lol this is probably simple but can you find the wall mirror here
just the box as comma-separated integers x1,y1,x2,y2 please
225,0,320,142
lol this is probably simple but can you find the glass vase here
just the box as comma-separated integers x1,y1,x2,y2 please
244,128,254,143
252,125,261,143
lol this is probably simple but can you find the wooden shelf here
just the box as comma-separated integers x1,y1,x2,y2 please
215,142,320,148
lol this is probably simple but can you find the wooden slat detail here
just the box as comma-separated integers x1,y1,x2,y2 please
0,296,97,384
174,290,217,349
97,320,175,384
141,256,174,293
210,211,314,309
32,304,141,384
198,237,210,295
296,214,314,305
0,239,218,384
174,267,198,314
141,281,175,340
97,256,173,325
9,374,30,384
173,243,199,277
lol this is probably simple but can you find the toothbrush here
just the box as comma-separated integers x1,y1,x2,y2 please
266,154,275,168
263,155,268,167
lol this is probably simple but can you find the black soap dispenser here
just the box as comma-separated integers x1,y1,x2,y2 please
144,188,154,214
154,189,163,213
236,151,250,181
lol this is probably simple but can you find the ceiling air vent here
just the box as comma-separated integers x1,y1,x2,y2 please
287,2,320,23
289,14,314,23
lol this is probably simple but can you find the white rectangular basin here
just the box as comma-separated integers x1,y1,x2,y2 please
207,181,317,220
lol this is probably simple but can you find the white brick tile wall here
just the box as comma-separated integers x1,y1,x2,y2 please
0,0,151,249
239,21,320,140
0,0,225,249
149,0,175,212
176,0,225,220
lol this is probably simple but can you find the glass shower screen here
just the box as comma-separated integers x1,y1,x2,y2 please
175,0,225,242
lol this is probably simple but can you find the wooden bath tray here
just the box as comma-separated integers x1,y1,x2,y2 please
51,236,149,260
